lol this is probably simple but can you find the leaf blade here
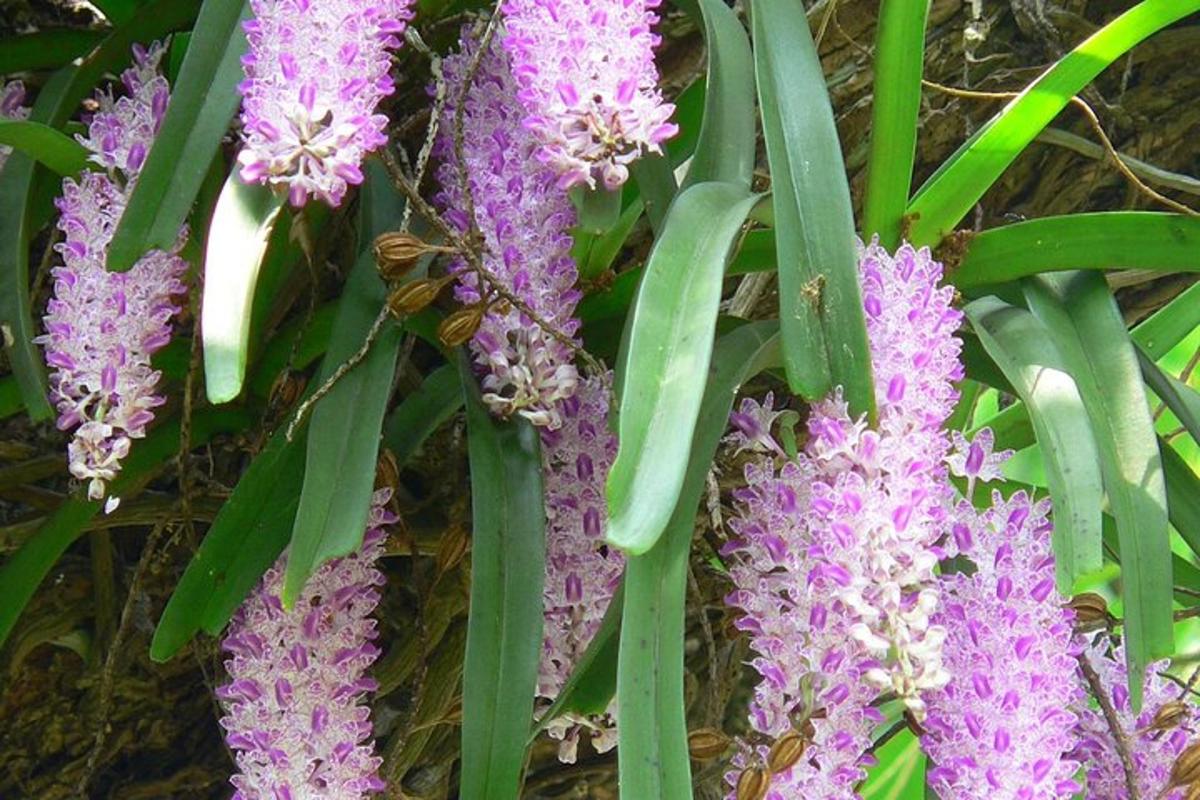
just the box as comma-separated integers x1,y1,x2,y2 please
0,120,91,176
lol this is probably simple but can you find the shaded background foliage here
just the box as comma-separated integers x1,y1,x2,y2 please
0,0,1197,797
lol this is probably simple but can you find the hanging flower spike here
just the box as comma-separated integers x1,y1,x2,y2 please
723,241,964,798
37,43,187,508
538,374,623,762
434,29,581,428
501,0,677,189
237,0,414,207
921,486,1083,800
218,488,395,800
1074,642,1200,799
0,80,30,172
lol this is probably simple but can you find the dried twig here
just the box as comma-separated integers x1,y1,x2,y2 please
1077,651,1142,800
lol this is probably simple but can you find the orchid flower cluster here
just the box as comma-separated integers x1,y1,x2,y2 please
433,31,583,429
0,80,30,172
217,489,395,800
37,43,187,508
538,373,624,762
500,0,678,189
237,0,414,207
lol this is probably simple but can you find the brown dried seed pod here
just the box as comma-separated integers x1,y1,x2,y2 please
1150,700,1191,732
375,448,400,493
437,304,486,348
1169,740,1200,789
1068,592,1110,625
387,275,454,318
268,370,306,410
373,232,439,281
436,522,471,574
735,765,769,800
766,729,807,774
687,728,731,761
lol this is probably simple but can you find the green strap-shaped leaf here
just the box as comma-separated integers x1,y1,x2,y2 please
630,153,678,234
862,0,928,249
381,363,464,468
1133,281,1200,361
1162,442,1200,559
460,356,545,800
964,296,1103,589
606,182,759,555
619,320,780,800
0,120,91,176
753,0,874,414
201,174,286,403
684,0,755,188
107,0,251,271
955,212,1200,290
0,0,203,420
90,0,144,23
281,165,404,605
0,407,250,649
1022,271,1173,710
907,0,1200,247
149,425,306,661
1139,348,1200,444
0,29,106,74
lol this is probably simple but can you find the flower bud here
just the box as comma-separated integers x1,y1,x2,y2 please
373,232,445,281
766,729,807,774
687,728,731,761
735,765,770,800
387,276,454,318
437,304,486,348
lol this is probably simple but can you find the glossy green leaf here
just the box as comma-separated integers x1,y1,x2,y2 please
1162,442,1200,559
964,296,1103,588
907,0,1200,246
619,320,780,800
1134,282,1200,361
107,0,251,271
150,425,307,660
460,357,545,800
955,213,1200,290
753,0,873,413
1022,271,1172,709
201,174,286,403
0,29,106,74
606,182,758,555
91,0,143,22
575,185,623,235
684,0,755,188
862,0,928,249
580,197,644,281
530,582,623,741
0,407,250,649
281,165,404,605
0,0,203,420
381,364,464,468
0,120,91,176
1139,349,1200,444
630,153,678,234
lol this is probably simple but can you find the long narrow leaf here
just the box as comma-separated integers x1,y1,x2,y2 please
606,182,758,555
1162,442,1200,559
0,29,106,74
281,167,404,605
460,357,545,800
0,120,91,176
955,212,1200,290
753,0,873,414
862,0,928,248
1023,271,1173,709
107,0,251,271
964,296,1103,588
907,0,1200,246
684,0,755,188
0,407,250,649
619,320,780,799
381,364,464,468
201,174,286,403
1139,349,1200,444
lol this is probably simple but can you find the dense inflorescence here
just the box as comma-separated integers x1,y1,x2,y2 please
921,484,1083,800
434,30,582,428
37,43,187,506
722,241,962,796
0,80,30,171
237,0,413,206
537,374,623,761
218,489,395,800
1074,643,1200,799
500,0,677,189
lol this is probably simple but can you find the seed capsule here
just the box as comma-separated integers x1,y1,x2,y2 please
766,728,807,774
373,232,442,281
687,727,731,761
1068,592,1111,627
436,521,471,574
387,275,454,318
268,370,306,410
1169,740,1200,789
1186,780,1200,800
437,304,486,348
735,765,769,800
1149,700,1191,732
375,448,400,493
